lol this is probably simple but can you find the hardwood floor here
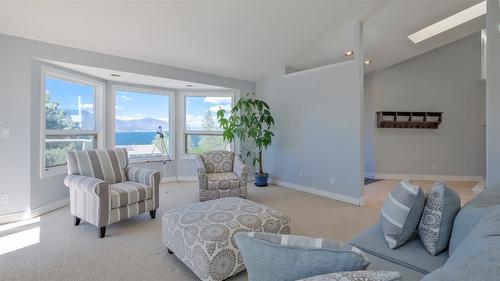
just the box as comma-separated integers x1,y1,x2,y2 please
363,179,478,209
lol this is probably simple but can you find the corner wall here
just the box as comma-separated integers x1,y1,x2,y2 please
486,0,500,187
365,33,486,179
256,61,364,203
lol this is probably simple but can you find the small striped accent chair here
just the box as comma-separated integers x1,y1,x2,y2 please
195,150,249,202
64,148,160,238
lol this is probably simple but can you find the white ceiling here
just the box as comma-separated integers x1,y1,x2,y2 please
0,0,485,82
44,60,228,90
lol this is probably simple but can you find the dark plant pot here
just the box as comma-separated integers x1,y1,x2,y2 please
255,173,269,187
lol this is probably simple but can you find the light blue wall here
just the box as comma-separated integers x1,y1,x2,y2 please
365,33,485,178
256,61,364,201
486,0,500,187
0,34,255,215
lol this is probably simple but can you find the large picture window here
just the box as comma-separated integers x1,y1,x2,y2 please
114,87,174,159
41,68,103,176
184,94,233,155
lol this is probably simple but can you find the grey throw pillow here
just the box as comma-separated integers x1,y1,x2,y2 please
418,181,461,255
297,271,401,281
380,180,425,249
235,232,370,281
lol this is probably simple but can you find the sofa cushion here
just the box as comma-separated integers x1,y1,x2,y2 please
448,186,500,254
200,150,234,173
67,148,128,184
297,271,401,281
351,224,448,274
380,180,425,248
110,181,152,208
421,205,500,281
418,182,461,255
236,232,369,281
207,172,240,190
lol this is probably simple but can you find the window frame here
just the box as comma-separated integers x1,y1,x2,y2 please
111,84,175,162
180,90,236,159
40,66,105,178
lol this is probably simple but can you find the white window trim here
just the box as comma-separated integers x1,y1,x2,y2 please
180,90,237,159
111,84,175,163
40,66,105,178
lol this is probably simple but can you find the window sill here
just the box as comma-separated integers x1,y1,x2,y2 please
180,155,197,160
41,166,67,179
128,156,176,164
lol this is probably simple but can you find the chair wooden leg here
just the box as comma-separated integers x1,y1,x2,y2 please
150,210,156,219
167,248,173,254
98,226,106,238
74,216,81,226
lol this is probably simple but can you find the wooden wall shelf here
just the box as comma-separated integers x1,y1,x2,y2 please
377,111,443,129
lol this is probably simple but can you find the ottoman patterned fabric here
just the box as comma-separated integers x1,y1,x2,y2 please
162,197,291,281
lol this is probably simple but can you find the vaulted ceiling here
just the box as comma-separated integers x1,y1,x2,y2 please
0,0,484,81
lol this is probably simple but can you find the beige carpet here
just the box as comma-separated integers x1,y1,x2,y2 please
0,182,380,281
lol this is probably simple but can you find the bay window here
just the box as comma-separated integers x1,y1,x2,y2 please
41,67,103,176
184,93,233,155
114,87,174,159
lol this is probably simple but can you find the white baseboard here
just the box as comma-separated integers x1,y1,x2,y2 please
161,176,256,184
0,197,69,224
365,172,483,182
472,180,486,193
161,176,198,183
270,179,361,206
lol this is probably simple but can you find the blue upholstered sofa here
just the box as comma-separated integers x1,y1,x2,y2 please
351,186,500,281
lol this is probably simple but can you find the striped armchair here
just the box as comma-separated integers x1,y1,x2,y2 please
196,150,249,202
64,148,160,238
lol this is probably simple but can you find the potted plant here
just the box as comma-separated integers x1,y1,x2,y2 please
216,93,274,187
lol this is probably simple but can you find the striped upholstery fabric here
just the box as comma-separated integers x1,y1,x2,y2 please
66,148,128,184
109,199,154,225
65,175,109,227
125,166,160,210
110,182,152,208
380,180,425,249
64,148,161,230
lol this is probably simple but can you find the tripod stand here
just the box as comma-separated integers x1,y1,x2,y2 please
145,126,178,182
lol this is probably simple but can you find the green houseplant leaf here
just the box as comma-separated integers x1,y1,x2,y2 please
216,93,274,175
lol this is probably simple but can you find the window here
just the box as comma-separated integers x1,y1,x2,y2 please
184,94,233,155
114,87,174,159
41,68,103,176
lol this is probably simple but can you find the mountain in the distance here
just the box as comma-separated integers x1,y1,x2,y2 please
115,117,169,132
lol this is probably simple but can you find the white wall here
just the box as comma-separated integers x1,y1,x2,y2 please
256,61,364,202
486,0,500,187
365,33,485,179
0,34,255,216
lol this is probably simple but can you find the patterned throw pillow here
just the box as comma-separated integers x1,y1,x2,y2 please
235,232,370,281
418,181,461,255
297,271,401,281
380,180,425,249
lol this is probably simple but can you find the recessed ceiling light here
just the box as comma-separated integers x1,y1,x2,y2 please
345,50,354,56
110,73,121,77
408,1,486,44
186,84,194,87
364,60,372,65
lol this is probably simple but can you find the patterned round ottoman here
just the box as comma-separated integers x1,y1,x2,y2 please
162,197,291,281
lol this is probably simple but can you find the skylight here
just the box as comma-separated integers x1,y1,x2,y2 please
408,1,486,44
